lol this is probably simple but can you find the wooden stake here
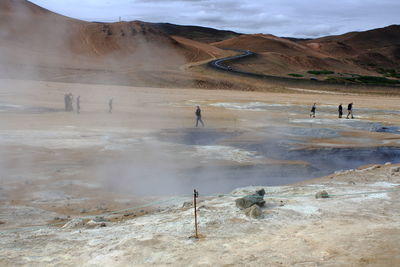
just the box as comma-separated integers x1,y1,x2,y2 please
194,189,199,238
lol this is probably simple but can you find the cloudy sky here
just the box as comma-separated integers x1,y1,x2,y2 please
29,0,399,37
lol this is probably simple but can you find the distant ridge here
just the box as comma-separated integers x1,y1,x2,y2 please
150,23,240,43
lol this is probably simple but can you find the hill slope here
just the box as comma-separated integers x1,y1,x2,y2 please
1,1,399,88
0,0,234,87
213,26,400,81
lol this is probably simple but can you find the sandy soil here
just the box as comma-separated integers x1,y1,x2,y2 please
1,78,400,266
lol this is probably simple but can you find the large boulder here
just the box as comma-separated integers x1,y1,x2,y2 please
244,205,262,219
235,189,266,209
315,190,330,199
62,218,85,229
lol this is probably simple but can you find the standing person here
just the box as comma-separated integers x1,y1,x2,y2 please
109,98,113,113
64,94,68,111
195,106,204,127
68,93,74,112
338,103,343,118
76,96,80,114
310,103,316,118
346,102,354,119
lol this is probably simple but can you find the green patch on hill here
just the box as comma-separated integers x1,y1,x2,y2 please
377,68,400,79
307,70,335,75
288,73,304,77
327,75,400,85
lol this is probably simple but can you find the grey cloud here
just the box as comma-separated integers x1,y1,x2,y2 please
293,25,341,38
29,0,400,37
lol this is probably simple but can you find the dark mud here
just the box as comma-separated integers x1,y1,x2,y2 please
156,128,241,146
154,127,400,194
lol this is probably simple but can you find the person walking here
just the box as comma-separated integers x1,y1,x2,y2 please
310,103,316,118
195,106,204,127
76,96,80,114
64,93,68,111
66,93,74,112
346,102,354,119
338,103,343,118
109,98,113,113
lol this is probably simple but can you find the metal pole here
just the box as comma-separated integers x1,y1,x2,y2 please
194,189,198,238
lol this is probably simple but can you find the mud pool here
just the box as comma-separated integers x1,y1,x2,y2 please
155,120,400,194
2,100,400,196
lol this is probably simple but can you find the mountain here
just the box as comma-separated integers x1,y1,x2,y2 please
0,0,234,87
212,25,400,80
150,23,240,43
1,0,399,87
302,25,400,68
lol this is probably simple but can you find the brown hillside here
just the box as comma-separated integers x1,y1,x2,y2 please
307,25,400,49
1,1,399,88
212,34,314,56
0,0,243,89
302,25,400,69
212,33,373,76
212,26,400,78
0,0,231,84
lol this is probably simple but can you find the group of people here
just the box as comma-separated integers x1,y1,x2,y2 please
196,102,355,128
63,97,355,126
310,102,354,119
64,93,75,112
63,94,113,114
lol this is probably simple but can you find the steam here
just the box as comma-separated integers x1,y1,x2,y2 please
0,0,189,87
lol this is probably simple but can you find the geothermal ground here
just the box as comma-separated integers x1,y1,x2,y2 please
1,78,400,265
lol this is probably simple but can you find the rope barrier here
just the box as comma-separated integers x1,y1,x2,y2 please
0,187,398,235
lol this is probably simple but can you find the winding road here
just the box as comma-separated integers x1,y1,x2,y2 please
207,49,399,88
209,49,255,71
207,49,310,83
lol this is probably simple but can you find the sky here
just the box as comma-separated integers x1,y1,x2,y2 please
29,0,400,38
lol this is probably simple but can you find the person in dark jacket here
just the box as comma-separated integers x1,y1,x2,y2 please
109,98,113,113
346,102,354,119
195,106,204,127
338,104,343,118
310,103,316,118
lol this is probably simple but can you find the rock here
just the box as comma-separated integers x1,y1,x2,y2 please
86,219,107,229
315,190,330,199
0,221,5,224
244,205,262,219
62,218,85,229
182,201,192,208
85,220,98,228
93,216,107,222
235,189,266,210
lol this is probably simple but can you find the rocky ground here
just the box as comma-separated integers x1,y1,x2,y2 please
0,163,399,266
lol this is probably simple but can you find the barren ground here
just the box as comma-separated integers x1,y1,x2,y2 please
0,78,400,266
